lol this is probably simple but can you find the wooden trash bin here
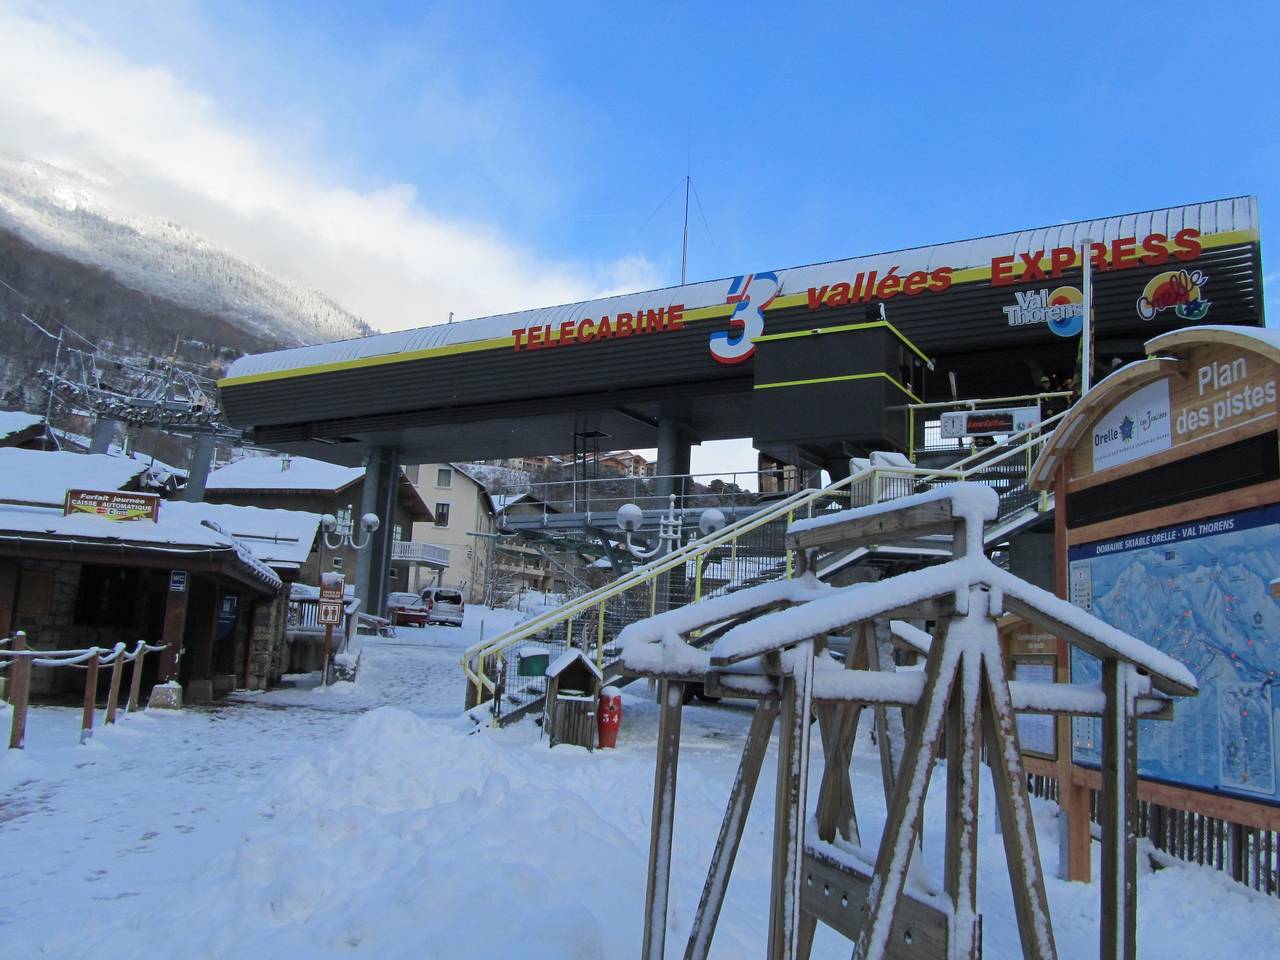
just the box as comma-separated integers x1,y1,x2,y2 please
544,649,602,750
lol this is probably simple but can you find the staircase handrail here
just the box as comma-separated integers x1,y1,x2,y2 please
462,404,1071,700
461,481,848,695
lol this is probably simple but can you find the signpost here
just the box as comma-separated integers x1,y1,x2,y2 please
64,489,161,522
939,406,1041,439
318,573,345,684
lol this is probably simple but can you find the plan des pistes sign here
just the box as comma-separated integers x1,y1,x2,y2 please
64,489,161,522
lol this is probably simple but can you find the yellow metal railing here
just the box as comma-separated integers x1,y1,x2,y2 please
461,410,1068,708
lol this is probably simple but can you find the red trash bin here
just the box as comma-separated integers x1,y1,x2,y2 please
597,686,623,749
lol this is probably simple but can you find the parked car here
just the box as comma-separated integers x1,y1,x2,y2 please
419,585,466,626
385,591,431,627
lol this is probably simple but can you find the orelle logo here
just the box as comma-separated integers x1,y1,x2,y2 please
710,272,780,364
1002,286,1084,338
1137,269,1210,322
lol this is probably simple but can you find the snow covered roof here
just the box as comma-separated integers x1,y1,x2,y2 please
1030,324,1280,490
0,410,46,445
0,448,150,506
545,648,603,681
162,502,320,569
207,454,363,493
0,502,282,591
223,196,1259,383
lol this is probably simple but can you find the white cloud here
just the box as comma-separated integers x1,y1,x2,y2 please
0,7,661,332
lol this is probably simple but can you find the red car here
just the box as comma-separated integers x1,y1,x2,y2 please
385,592,431,627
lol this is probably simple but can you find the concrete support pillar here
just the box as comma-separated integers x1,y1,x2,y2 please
89,418,117,454
655,419,692,502
182,432,217,502
355,446,399,618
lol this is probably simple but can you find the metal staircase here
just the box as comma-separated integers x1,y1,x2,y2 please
462,410,1065,724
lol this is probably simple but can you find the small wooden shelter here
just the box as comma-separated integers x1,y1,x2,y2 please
620,483,1196,960
544,648,602,749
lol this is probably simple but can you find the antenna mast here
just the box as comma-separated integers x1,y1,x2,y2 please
680,175,690,286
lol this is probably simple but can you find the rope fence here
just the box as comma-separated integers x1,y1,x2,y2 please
1,632,167,748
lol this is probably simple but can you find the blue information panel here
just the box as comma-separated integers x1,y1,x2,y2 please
1068,504,1280,805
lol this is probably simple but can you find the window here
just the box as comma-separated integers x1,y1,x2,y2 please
393,524,403,542
332,556,343,569
437,468,453,488
390,567,399,580
434,503,450,527
404,464,420,483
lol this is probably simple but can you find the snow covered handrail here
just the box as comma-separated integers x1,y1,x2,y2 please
5,637,168,750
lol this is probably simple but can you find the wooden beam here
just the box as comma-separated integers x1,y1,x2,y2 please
1002,593,1195,697
642,679,685,960
943,646,981,960
157,574,189,683
1100,660,1138,960
800,846,950,959
684,699,778,960
767,641,815,960
786,499,955,552
981,660,1058,960
853,624,959,960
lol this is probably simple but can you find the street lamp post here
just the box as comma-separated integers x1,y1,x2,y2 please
317,506,381,683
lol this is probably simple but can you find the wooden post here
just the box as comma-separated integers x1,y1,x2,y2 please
321,622,335,685
1100,659,1138,960
767,640,814,960
157,574,189,683
853,621,959,960
80,652,100,744
104,647,125,724
981,660,1058,959
943,644,982,960
127,642,147,713
642,679,685,960
684,699,778,960
8,631,30,749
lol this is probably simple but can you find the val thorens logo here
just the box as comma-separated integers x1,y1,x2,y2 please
1002,286,1084,338
710,272,780,364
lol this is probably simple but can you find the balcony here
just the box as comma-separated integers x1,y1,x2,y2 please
391,540,450,568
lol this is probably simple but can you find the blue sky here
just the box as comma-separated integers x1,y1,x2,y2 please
0,0,1276,471
26,0,1278,293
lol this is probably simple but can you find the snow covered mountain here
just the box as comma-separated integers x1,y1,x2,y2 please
0,156,371,347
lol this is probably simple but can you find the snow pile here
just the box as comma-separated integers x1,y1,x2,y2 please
156,708,633,957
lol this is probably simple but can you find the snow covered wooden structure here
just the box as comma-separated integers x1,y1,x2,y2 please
621,483,1197,960
544,648,602,750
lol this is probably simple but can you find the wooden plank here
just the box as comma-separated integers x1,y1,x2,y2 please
642,679,685,960
1067,765,1280,832
800,847,949,959
981,660,1058,960
768,641,815,960
812,702,861,844
943,647,981,960
786,499,955,552
853,623,959,960
1100,660,1138,960
1065,478,1280,547
1002,593,1195,697
684,700,779,960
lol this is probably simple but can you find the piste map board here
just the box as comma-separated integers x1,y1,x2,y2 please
1068,504,1280,805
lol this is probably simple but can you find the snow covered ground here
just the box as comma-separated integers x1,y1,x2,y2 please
1,605,1277,958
